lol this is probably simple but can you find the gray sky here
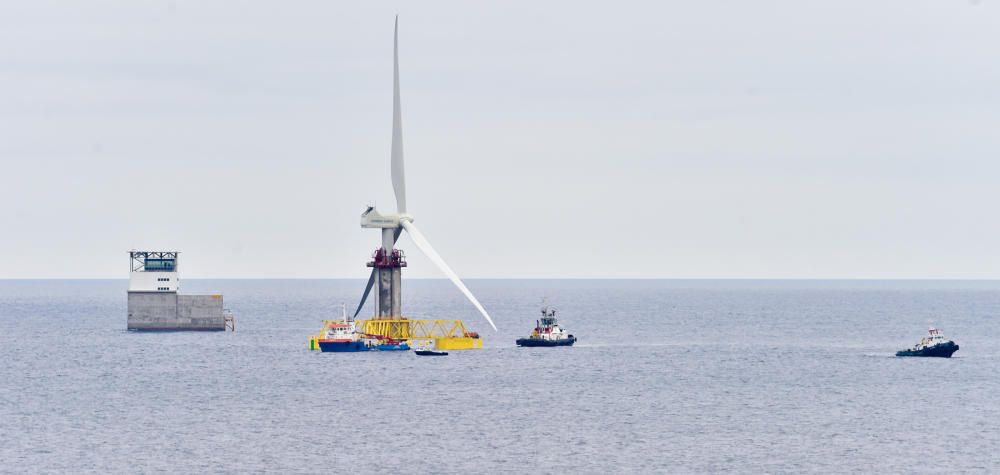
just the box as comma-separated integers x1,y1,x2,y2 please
2,1,1000,279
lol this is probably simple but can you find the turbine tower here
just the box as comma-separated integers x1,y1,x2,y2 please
351,17,497,332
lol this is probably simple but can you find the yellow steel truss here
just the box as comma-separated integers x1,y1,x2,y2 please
358,319,483,350
359,319,471,338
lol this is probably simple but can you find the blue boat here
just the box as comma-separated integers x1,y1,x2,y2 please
376,341,410,351
317,320,376,352
896,328,959,358
318,338,409,352
413,341,446,356
319,339,372,352
313,305,410,353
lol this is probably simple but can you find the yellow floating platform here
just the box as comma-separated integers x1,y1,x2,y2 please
359,318,483,350
309,318,484,350
434,336,482,350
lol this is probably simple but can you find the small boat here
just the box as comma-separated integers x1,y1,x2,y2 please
375,339,411,351
413,340,446,356
896,327,959,358
516,300,576,347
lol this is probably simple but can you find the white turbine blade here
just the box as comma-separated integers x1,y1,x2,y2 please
391,16,407,213
400,220,497,331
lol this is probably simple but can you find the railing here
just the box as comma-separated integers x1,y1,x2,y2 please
223,310,236,331
357,319,473,340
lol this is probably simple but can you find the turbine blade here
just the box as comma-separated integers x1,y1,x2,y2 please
352,268,377,318
400,220,497,331
391,16,407,213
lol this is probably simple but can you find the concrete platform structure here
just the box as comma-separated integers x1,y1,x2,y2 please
127,251,230,331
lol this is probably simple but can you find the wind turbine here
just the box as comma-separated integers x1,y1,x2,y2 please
351,17,497,332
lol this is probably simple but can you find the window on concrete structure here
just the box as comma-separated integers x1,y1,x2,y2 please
145,258,176,272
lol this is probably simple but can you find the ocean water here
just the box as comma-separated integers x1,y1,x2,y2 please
2,279,1000,473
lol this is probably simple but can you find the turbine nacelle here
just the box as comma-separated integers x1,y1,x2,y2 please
360,206,413,230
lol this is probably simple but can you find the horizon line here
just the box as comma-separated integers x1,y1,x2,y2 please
4,277,1000,281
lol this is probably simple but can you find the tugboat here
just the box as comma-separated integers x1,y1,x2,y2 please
516,301,576,347
896,327,959,358
316,305,375,352
311,304,410,352
317,320,375,352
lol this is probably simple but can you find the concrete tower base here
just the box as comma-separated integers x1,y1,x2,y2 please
376,267,402,318
127,292,226,331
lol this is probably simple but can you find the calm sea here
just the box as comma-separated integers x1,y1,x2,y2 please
2,279,1000,473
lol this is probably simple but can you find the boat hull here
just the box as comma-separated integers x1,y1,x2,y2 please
516,336,576,347
415,350,448,356
318,340,370,352
896,342,959,358
376,343,410,351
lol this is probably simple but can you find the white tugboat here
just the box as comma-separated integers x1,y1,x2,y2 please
516,301,576,347
896,327,959,358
